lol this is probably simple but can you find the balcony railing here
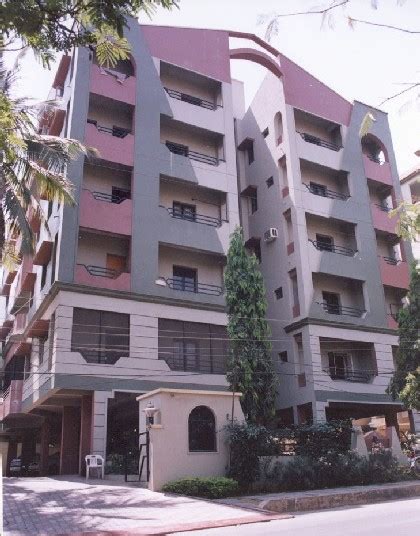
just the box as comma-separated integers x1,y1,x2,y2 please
374,203,392,213
77,264,125,279
318,302,366,318
87,119,131,138
164,87,218,111
90,190,131,204
325,368,375,383
164,207,222,227
165,277,223,296
366,154,383,164
304,183,350,201
309,239,357,257
389,303,403,321
298,132,342,152
382,255,400,266
165,141,220,166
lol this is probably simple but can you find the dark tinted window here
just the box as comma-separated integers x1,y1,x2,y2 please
188,406,216,452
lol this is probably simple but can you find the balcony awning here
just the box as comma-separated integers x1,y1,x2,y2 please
5,341,32,365
33,240,53,266
1,270,17,296
27,318,50,339
0,320,13,340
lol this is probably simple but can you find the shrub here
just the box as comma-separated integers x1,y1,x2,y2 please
292,420,353,458
162,477,239,499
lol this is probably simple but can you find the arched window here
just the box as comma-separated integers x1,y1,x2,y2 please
188,406,216,452
361,134,388,164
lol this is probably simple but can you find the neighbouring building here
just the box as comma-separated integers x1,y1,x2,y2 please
0,21,414,478
400,166,420,261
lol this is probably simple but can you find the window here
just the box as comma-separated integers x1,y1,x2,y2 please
172,266,197,292
328,352,349,380
274,287,283,299
173,201,196,221
247,143,254,165
158,319,227,374
279,351,288,363
322,291,340,314
50,234,58,285
41,264,48,290
48,313,55,370
39,338,46,364
71,308,130,364
309,182,326,197
174,340,199,371
266,176,274,188
188,406,216,452
316,234,334,252
262,127,269,138
47,201,53,220
250,192,258,214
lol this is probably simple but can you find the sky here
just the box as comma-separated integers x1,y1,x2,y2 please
9,0,420,175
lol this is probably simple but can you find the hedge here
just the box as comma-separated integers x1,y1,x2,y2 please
162,477,239,499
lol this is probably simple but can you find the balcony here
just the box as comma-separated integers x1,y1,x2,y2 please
318,302,366,318
75,264,131,292
164,206,221,227
9,256,36,315
1,268,17,296
0,380,23,420
325,368,375,383
363,155,392,186
371,203,398,235
164,277,223,296
33,239,53,266
165,141,220,166
304,182,350,201
90,63,136,105
379,256,410,289
164,87,218,111
80,189,132,236
85,120,134,167
309,239,357,257
320,339,377,385
298,132,342,152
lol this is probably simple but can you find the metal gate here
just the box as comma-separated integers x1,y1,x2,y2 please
124,430,149,483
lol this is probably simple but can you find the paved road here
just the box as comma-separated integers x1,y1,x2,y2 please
174,497,420,536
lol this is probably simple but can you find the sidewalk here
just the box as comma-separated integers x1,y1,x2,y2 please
219,480,420,513
3,476,290,536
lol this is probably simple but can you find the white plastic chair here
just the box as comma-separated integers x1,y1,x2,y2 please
85,455,105,480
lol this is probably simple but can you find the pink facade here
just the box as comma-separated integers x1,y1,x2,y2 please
280,54,352,126
142,25,231,82
371,204,398,235
363,155,393,186
75,265,131,292
79,190,132,236
1,380,23,419
379,257,410,289
85,123,134,167
90,64,136,106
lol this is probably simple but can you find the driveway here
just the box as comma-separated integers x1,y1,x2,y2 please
3,476,281,535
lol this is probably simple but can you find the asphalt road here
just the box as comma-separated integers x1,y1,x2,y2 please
174,497,420,536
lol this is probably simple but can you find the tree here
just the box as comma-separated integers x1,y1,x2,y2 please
1,0,178,67
225,227,277,425
388,261,420,410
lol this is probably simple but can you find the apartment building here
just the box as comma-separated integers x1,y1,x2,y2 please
237,59,411,427
0,22,413,477
400,166,420,260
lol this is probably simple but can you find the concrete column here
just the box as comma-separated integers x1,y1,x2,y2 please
79,394,93,475
60,407,80,474
21,432,37,466
314,401,328,423
6,441,18,477
40,420,50,476
92,391,112,459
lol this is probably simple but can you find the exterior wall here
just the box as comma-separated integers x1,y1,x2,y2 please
138,389,244,491
400,170,420,261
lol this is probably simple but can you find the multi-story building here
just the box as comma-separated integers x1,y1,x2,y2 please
0,22,413,477
400,166,420,260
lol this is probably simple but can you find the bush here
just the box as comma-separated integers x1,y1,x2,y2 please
292,420,353,458
269,451,411,492
162,477,239,499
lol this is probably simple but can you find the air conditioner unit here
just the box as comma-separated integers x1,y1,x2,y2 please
264,228,278,242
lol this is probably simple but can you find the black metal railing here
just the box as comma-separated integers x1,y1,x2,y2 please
87,119,131,138
365,153,382,164
162,353,227,374
304,183,349,201
165,141,220,166
325,368,375,383
382,255,400,265
78,264,126,279
318,301,366,317
165,277,223,296
89,190,131,204
164,87,218,111
309,239,357,257
374,203,392,213
165,207,222,227
298,132,342,152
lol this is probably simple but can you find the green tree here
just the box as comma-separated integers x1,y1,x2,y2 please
388,262,420,410
1,0,178,67
225,227,277,424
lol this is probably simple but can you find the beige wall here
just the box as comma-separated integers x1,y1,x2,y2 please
306,213,356,250
88,98,132,131
77,232,130,269
160,122,220,158
159,179,223,220
83,164,131,196
300,160,349,196
138,389,244,491
312,273,365,310
160,69,219,104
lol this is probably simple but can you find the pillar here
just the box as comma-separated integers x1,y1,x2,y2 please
60,407,80,474
40,420,50,476
21,431,37,466
91,391,112,459
79,394,93,475
6,440,18,477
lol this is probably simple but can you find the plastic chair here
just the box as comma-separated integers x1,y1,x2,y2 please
85,454,105,480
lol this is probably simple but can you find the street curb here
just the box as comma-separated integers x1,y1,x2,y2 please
254,481,420,513
57,513,292,536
